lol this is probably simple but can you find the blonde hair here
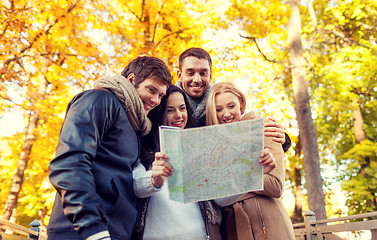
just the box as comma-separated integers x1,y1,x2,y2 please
206,82,246,125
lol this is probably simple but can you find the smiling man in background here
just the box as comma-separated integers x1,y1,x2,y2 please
175,47,291,150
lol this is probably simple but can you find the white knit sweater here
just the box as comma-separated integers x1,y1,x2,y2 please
133,162,207,239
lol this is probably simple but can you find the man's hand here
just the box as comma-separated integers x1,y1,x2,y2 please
240,111,256,121
151,152,173,188
259,148,276,174
265,118,285,144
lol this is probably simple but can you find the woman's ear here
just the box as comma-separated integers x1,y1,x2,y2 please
240,99,246,113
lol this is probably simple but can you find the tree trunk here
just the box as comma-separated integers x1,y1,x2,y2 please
293,162,304,223
372,230,377,240
2,74,48,220
287,0,327,220
352,98,377,238
352,99,367,144
352,98,369,178
2,112,40,220
293,137,304,223
141,0,154,54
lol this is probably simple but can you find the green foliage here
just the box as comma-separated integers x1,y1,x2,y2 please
342,140,377,166
1,0,377,226
308,0,377,216
343,161,377,214
220,0,377,218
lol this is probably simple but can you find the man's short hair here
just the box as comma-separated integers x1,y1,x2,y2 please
121,56,172,87
178,48,212,71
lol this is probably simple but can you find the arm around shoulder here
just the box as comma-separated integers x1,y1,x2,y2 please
254,124,286,198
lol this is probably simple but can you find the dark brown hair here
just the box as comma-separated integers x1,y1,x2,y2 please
140,85,195,168
121,56,172,87
178,47,212,72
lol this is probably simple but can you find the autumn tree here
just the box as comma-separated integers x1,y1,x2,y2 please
91,0,209,80
0,0,112,223
303,0,377,228
1,0,210,226
216,0,329,220
287,0,327,220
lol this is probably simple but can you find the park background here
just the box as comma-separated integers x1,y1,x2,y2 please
0,0,376,238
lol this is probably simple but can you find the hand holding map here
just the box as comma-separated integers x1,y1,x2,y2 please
151,152,173,188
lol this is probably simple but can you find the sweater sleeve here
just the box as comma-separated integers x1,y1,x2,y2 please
133,161,161,198
282,132,291,152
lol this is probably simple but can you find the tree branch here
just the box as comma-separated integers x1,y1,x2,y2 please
152,0,168,43
239,33,280,64
140,0,146,21
323,29,377,56
124,3,142,21
1,23,9,38
155,27,191,48
1,0,81,78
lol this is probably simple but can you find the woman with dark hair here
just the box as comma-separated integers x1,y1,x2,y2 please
137,85,195,169
132,85,222,240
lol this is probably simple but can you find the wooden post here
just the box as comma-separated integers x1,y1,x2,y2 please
29,220,40,240
304,210,317,240
372,229,377,240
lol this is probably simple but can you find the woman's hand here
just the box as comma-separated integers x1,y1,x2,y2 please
151,152,174,188
259,148,276,174
265,118,285,144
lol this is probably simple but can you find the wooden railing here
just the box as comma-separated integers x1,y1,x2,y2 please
0,218,46,240
293,210,377,240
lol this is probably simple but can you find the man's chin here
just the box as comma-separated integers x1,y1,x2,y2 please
188,90,204,99
144,108,153,115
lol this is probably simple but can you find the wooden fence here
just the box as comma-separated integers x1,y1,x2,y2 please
0,219,46,240
2,210,377,239
293,210,377,240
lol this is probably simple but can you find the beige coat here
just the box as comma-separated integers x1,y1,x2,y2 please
221,118,295,240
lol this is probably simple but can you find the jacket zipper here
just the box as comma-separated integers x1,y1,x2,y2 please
200,201,211,240
255,198,267,239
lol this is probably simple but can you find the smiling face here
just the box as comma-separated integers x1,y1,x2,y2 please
177,56,212,99
215,92,243,124
134,76,168,114
165,92,188,129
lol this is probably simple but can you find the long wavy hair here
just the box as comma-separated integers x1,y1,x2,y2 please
140,85,195,168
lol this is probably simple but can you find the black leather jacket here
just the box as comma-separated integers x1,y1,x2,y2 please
48,89,139,240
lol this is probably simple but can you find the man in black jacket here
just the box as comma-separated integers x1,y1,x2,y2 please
47,56,171,240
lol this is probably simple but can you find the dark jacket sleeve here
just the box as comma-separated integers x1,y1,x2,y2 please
282,132,291,152
49,90,118,237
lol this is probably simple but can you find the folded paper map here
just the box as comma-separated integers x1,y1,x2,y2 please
159,118,264,203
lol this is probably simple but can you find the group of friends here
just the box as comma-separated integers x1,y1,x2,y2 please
47,48,296,240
